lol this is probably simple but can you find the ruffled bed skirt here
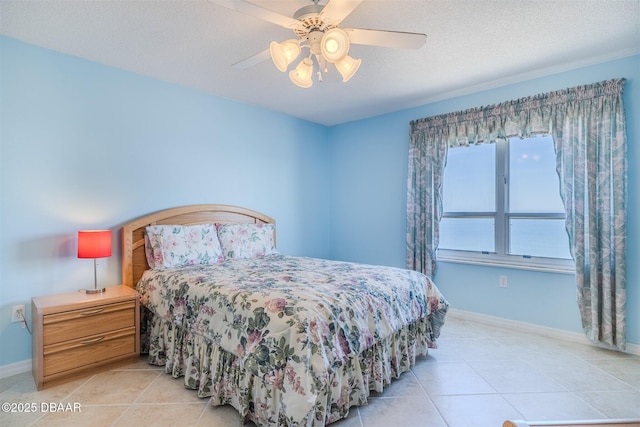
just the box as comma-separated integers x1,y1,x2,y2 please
143,308,435,426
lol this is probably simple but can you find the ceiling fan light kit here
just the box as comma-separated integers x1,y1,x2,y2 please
272,13,357,88
210,0,427,89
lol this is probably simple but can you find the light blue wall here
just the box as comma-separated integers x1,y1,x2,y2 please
328,55,640,346
0,37,329,366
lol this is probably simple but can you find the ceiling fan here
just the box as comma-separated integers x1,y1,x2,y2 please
208,0,427,88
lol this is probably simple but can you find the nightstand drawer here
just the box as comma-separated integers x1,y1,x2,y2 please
43,301,135,346
43,327,136,377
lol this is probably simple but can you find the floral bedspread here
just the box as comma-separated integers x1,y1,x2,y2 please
137,254,448,424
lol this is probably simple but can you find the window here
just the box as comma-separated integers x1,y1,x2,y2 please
438,135,574,273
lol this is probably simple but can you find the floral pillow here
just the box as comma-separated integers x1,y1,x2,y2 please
145,224,224,269
216,223,278,260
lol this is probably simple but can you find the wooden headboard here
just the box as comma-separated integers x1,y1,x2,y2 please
121,204,275,288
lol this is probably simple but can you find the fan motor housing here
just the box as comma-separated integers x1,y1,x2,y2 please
293,4,336,38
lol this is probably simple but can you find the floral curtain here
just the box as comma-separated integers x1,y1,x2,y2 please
406,124,447,278
407,79,627,350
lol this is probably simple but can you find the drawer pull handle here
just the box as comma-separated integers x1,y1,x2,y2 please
79,336,105,345
80,308,104,316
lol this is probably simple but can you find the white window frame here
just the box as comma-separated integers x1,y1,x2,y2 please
437,137,575,274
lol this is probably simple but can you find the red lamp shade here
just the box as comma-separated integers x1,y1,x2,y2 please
77,230,112,259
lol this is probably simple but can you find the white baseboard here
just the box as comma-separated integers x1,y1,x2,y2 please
447,308,640,356
0,359,31,380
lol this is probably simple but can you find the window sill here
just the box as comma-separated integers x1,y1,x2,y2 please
437,250,575,274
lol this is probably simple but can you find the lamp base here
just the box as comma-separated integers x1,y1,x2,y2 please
85,287,106,294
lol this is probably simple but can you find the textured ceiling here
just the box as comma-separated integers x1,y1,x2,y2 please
2,0,639,126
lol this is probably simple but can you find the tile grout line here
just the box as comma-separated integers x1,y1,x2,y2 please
408,364,451,426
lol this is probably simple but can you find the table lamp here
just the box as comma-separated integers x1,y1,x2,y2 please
77,230,112,294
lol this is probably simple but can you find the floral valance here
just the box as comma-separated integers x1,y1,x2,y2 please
410,79,626,147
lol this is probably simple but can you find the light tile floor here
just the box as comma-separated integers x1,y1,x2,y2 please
1,316,638,426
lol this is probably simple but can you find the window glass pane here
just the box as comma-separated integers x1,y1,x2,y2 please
510,218,572,259
439,218,495,252
443,143,495,212
509,136,565,213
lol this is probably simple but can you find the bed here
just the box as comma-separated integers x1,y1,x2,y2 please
121,204,448,426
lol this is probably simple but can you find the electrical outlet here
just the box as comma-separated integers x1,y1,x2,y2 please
499,275,508,288
11,305,25,323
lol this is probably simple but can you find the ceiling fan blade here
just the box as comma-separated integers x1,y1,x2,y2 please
320,0,363,26
207,0,300,29
346,28,427,49
232,48,271,69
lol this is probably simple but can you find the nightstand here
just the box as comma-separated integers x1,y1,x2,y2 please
32,285,139,390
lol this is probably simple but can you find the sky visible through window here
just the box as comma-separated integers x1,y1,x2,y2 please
443,142,495,213
509,136,565,213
